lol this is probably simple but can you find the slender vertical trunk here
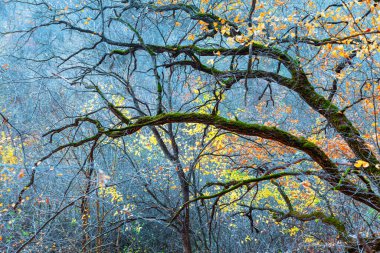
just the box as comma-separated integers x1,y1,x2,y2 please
181,188,192,253
116,225,121,252
95,190,103,253
178,168,192,253
81,176,91,253
82,142,97,253
148,119,192,252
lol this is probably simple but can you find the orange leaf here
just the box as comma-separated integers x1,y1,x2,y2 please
18,169,25,179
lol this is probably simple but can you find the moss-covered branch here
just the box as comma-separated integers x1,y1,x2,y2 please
103,112,380,211
56,2,379,180
277,210,346,236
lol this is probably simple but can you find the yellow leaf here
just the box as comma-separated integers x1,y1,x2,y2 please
235,35,247,44
339,51,349,58
175,22,181,27
234,14,241,23
199,20,209,31
149,135,158,145
188,34,195,41
304,236,314,243
354,160,369,168
220,25,230,35
331,50,338,58
288,226,299,236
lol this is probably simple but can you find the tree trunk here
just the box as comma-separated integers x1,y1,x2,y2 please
178,168,192,253
181,197,192,253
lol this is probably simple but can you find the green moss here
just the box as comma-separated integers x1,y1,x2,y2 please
290,211,346,235
302,141,317,149
157,82,162,93
322,216,346,234
110,49,129,55
337,125,351,132
320,99,338,111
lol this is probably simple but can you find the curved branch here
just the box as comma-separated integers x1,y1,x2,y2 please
102,112,380,211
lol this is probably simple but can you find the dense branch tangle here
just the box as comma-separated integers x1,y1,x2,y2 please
15,0,380,251
44,110,380,211
42,3,379,200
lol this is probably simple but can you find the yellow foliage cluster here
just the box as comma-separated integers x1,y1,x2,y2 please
0,132,18,165
99,186,123,203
